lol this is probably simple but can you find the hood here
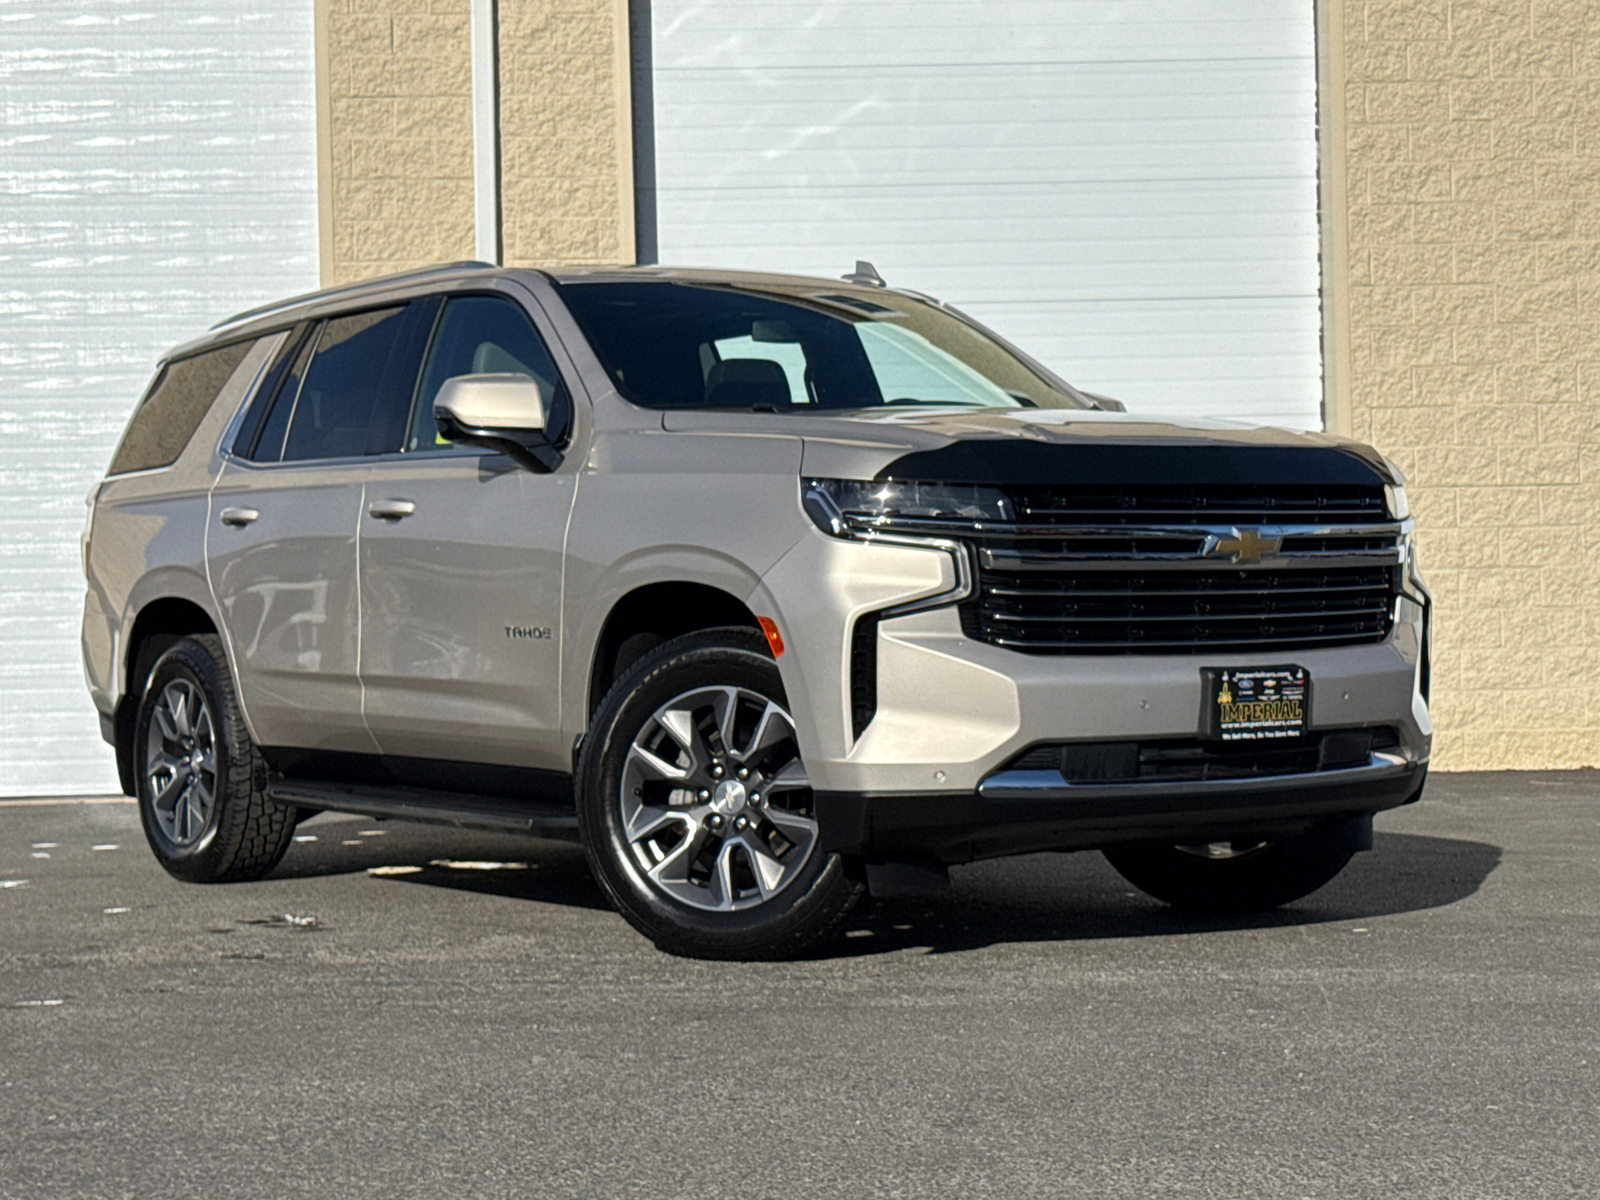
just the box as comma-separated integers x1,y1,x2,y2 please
660,405,1397,488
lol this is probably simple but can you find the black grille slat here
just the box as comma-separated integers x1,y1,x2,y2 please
985,577,1386,599
963,484,1399,656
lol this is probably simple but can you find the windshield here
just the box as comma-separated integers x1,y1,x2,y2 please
554,280,1089,412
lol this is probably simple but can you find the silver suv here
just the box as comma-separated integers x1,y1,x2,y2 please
81,262,1431,958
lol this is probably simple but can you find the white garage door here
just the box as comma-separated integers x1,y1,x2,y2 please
0,6,318,796
645,0,1322,429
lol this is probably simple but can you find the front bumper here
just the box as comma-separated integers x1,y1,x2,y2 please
817,754,1427,865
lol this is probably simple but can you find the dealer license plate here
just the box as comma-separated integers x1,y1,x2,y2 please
1201,665,1309,742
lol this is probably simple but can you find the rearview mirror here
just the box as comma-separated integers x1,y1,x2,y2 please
434,373,560,471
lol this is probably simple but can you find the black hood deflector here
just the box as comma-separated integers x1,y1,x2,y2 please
875,440,1392,488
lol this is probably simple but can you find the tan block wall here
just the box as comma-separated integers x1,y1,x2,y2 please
1341,0,1600,768
498,0,634,266
317,0,476,286
317,0,633,285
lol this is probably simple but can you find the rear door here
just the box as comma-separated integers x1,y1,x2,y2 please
356,287,582,771
208,303,432,752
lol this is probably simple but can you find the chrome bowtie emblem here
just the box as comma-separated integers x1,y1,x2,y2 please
1202,526,1282,564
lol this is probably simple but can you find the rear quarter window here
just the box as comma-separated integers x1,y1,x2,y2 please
108,340,256,475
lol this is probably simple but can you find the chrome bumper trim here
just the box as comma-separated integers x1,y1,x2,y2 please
977,751,1413,802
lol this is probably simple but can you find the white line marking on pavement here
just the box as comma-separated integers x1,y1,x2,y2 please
0,797,134,808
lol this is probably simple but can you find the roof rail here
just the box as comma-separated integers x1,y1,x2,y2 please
210,260,497,331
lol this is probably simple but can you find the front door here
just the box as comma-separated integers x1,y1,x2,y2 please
357,291,581,771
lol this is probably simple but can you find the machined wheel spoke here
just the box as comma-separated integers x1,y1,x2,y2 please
741,700,791,760
646,826,709,890
737,832,787,897
764,759,810,794
180,784,209,842
150,767,189,815
154,703,182,746
148,748,186,779
713,687,741,759
655,707,701,774
168,687,194,739
624,802,697,844
763,805,818,846
628,743,690,784
710,840,740,909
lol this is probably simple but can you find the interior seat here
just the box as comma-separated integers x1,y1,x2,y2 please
704,358,791,409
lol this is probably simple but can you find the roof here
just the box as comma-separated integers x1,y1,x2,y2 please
166,260,902,362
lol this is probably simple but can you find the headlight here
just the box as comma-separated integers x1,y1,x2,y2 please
1378,454,1409,521
1385,483,1409,521
802,478,1014,537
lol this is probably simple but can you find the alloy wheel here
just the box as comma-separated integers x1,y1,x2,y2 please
143,678,218,848
618,684,817,912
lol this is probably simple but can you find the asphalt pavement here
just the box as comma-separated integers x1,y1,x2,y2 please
2,771,1597,1199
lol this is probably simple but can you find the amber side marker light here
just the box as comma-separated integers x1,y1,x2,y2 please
756,617,785,658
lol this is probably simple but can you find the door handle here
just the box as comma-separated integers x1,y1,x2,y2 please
368,499,417,521
218,506,259,527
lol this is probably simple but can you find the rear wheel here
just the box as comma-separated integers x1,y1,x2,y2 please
577,628,862,959
133,634,295,883
1104,838,1354,913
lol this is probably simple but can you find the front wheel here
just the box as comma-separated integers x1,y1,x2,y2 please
577,628,862,960
1103,838,1355,913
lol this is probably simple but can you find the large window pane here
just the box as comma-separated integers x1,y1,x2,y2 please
280,307,407,462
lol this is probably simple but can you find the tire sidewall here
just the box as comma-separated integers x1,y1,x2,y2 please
577,629,853,956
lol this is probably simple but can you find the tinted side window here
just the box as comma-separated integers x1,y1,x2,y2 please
108,340,256,475
408,295,565,453
279,307,409,462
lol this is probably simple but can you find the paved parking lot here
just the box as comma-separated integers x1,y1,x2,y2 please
2,771,1597,1199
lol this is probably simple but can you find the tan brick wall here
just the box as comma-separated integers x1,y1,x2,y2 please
1341,0,1600,768
498,0,634,266
318,0,476,286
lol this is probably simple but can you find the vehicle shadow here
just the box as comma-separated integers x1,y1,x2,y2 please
270,818,1500,954
268,816,611,911
819,830,1503,958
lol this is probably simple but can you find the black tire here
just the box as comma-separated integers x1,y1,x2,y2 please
132,634,295,883
1103,838,1355,913
577,627,862,960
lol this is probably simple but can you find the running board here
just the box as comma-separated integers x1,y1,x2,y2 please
267,779,580,841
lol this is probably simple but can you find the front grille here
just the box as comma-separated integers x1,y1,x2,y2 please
960,483,1402,655
963,565,1396,653
1004,727,1400,784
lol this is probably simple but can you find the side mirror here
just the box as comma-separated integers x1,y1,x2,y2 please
434,373,560,472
